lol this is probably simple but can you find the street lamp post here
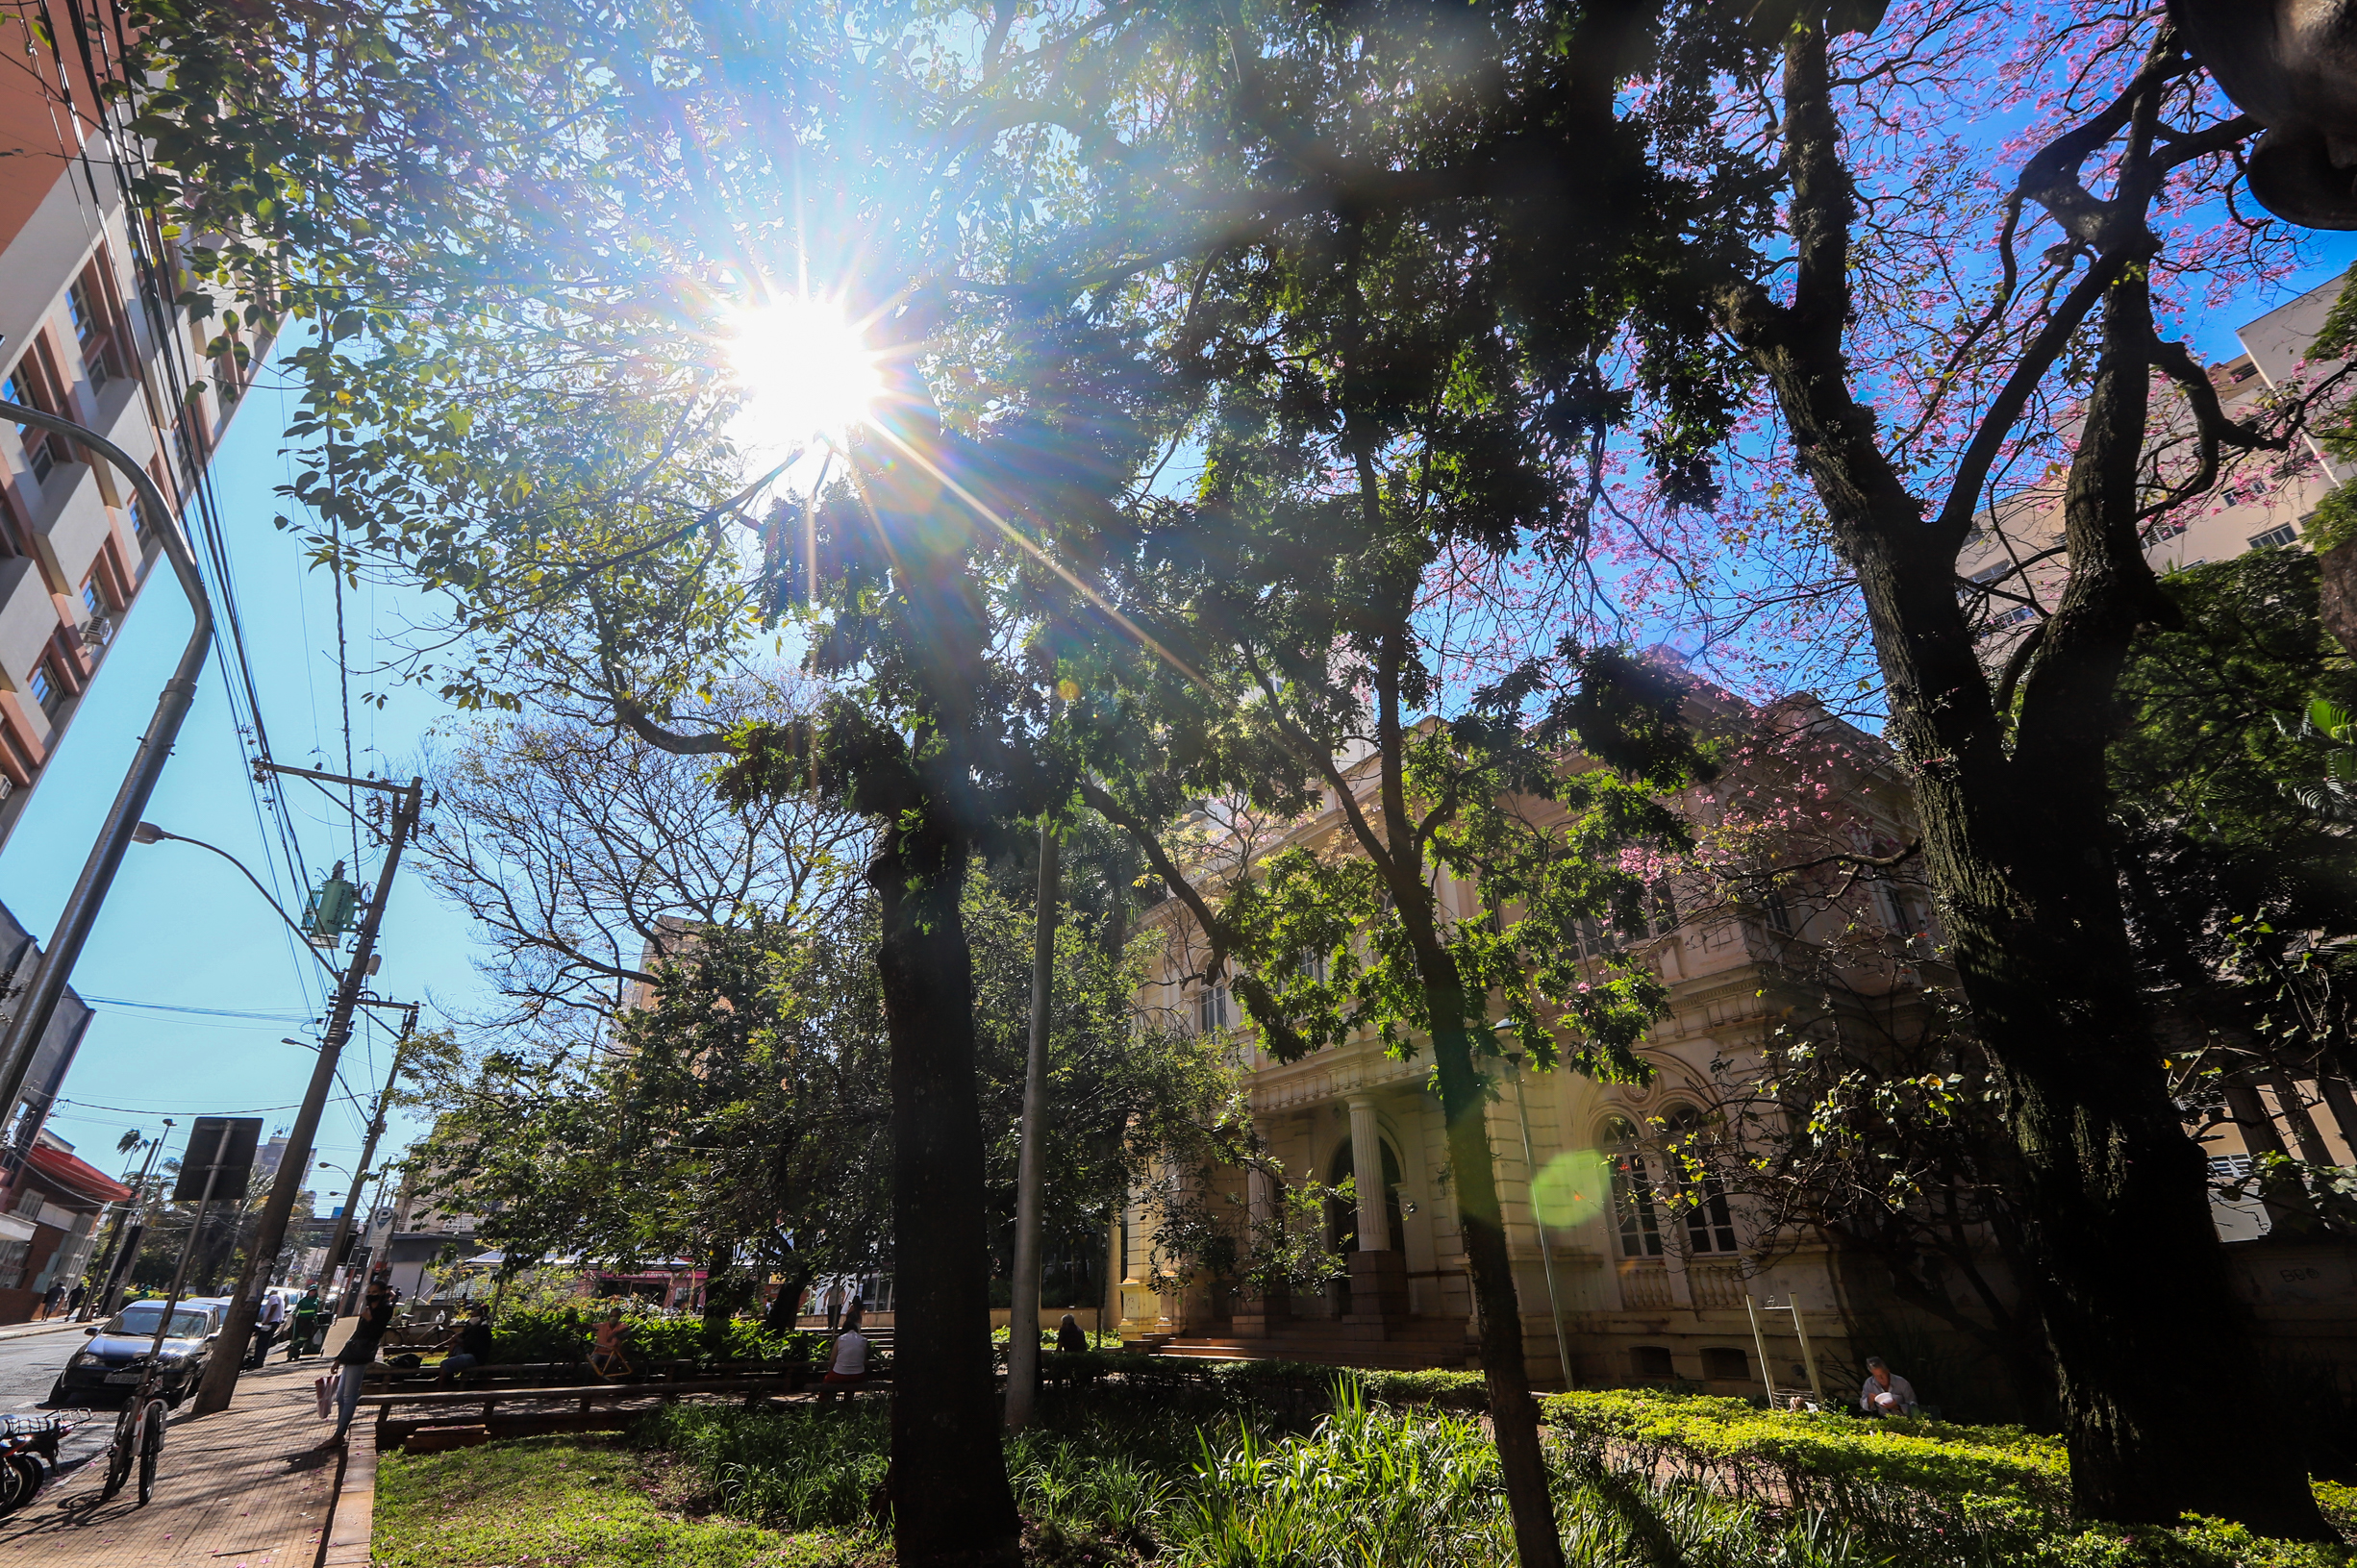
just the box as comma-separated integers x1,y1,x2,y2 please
0,403,213,1195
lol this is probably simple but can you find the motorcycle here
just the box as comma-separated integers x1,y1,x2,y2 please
0,1413,71,1516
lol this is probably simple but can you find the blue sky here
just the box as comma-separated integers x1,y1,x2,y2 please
0,359,486,1207
4,227,2355,1208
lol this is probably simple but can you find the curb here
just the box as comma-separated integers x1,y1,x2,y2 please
317,1431,379,1567
0,1317,88,1343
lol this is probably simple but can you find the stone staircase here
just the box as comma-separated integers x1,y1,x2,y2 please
1152,1316,1470,1373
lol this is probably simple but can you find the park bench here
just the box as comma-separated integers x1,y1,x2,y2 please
356,1365,896,1451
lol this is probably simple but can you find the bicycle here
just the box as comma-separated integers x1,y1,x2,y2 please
97,1385,164,1506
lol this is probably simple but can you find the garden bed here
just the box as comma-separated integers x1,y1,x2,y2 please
372,1376,2357,1567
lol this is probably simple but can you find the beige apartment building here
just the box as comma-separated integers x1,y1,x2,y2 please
0,0,261,846
1958,273,2347,623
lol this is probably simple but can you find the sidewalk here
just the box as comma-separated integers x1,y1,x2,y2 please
0,1358,345,1566
0,1318,90,1344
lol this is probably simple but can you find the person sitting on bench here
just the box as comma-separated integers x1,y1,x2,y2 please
817,1309,867,1406
589,1306,636,1380
436,1305,496,1385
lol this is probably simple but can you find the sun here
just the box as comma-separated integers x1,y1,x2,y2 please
723,293,885,460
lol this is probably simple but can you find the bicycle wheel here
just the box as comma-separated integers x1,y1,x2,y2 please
97,1404,136,1503
136,1401,163,1505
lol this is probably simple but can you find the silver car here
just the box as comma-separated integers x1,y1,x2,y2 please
49,1300,222,1407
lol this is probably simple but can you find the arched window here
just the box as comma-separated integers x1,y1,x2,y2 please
1663,1106,1739,1255
1602,1117,1663,1259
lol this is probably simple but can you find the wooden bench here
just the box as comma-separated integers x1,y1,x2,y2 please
358,1372,845,1452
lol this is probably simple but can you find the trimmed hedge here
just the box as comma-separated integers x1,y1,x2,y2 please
1542,1387,2068,1526
1053,1349,1488,1414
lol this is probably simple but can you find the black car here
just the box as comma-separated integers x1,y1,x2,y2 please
48,1301,222,1407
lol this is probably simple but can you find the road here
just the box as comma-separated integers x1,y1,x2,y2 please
0,1325,117,1476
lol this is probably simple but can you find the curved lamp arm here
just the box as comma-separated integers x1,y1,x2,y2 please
132,822,339,974
0,400,215,1162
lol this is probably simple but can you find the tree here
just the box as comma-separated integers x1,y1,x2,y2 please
1659,4,2332,1531
2110,549,2357,1230
963,856,1238,1314
413,679,867,1029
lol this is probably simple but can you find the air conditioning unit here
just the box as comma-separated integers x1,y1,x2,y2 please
79,616,112,651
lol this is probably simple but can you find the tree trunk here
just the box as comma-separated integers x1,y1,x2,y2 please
700,1241,745,1356
872,812,1022,1568
1424,994,1566,1568
763,1265,813,1334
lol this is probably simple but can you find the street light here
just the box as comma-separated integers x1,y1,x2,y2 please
0,401,213,1205
133,824,337,975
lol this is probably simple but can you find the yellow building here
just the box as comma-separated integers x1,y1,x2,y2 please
1114,696,1955,1405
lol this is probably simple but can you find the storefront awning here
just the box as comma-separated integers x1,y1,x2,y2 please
24,1143,132,1207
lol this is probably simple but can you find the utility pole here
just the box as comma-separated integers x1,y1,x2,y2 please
314,1003,417,1318
85,1122,171,1318
192,769,421,1416
1004,810,1059,1431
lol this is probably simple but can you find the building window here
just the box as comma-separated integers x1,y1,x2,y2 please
81,580,100,618
1,371,56,483
1666,1107,1740,1255
1700,1346,1749,1381
1630,1345,1674,1381
1993,605,2038,629
126,493,148,541
1605,1117,1664,1259
2249,523,2299,551
27,664,58,717
1760,885,1793,934
1195,983,1229,1034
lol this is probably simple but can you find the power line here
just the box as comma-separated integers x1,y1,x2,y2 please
83,997,313,1022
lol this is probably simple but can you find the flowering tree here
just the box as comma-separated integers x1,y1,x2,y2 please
1665,2,2330,1533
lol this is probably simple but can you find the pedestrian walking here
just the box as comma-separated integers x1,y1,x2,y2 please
37,1282,63,1320
64,1282,86,1319
318,1281,395,1448
249,1287,288,1366
288,1288,323,1359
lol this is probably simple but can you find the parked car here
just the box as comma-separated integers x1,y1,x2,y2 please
48,1299,223,1407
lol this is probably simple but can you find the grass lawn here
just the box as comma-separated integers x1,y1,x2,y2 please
372,1432,880,1568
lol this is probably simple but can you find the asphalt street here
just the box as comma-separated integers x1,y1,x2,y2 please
0,1325,118,1476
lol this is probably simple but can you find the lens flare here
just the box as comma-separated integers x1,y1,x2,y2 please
1530,1149,1610,1229
724,294,884,457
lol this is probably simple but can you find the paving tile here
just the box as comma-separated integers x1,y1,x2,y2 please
0,1360,346,1567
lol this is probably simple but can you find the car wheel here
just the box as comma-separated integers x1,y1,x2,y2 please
42,1381,63,1408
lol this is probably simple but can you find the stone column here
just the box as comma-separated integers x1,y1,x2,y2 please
1344,1095,1406,1332
1347,1095,1392,1252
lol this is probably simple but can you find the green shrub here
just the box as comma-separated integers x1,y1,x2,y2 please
1543,1387,2068,1525
640,1403,890,1531
488,1305,827,1369
1053,1349,1486,1416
